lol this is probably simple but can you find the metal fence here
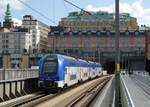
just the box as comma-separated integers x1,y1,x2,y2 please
0,68,38,81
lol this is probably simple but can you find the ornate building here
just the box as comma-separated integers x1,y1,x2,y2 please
3,4,13,28
59,11,139,31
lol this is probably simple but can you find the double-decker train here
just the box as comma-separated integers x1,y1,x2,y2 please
38,54,102,90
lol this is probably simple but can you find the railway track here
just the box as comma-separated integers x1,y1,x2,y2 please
67,77,111,107
0,92,47,107
0,75,112,107
36,75,112,107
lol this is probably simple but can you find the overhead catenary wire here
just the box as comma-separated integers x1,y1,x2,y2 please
64,0,91,15
17,0,57,25
62,0,69,14
52,0,55,23
64,0,100,19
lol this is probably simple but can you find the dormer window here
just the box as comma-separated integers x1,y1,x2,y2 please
125,31,129,35
60,32,64,36
79,32,82,35
106,31,110,36
69,32,73,35
88,32,91,35
135,31,139,35
97,32,100,35
50,32,54,35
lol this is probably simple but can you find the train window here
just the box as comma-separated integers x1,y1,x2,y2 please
43,61,57,74
84,73,87,77
69,61,76,66
41,56,57,75
70,74,76,80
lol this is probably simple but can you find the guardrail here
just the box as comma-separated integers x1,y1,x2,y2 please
0,68,38,81
0,77,38,102
120,74,134,107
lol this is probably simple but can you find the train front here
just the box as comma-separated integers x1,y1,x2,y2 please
38,54,63,90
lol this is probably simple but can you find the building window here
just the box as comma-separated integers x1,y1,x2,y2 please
88,32,91,35
97,32,100,35
2,40,5,43
82,27,86,31
6,40,9,43
121,48,130,52
69,32,73,35
125,31,129,35
109,48,114,51
2,45,5,48
90,27,94,31
79,32,82,35
106,31,110,35
76,37,79,41
51,32,54,35
98,28,102,31
72,37,74,41
6,45,9,48
134,37,143,41
60,32,64,36
74,27,78,31
135,31,139,35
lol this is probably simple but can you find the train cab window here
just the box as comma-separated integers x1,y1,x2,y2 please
42,57,57,75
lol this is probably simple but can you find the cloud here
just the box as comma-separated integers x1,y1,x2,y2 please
85,0,150,26
0,0,24,14
12,18,22,26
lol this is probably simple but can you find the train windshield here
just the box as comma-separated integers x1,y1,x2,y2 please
42,58,57,75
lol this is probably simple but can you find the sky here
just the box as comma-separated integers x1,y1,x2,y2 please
0,0,150,26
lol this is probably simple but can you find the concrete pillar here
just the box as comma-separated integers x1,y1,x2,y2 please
15,81,21,97
21,80,26,95
3,83,9,101
10,82,16,99
21,55,29,68
0,83,4,102
2,55,11,68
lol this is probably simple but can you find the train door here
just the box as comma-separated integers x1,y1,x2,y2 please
64,66,69,86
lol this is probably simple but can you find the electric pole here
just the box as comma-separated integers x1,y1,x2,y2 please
115,0,120,107
115,0,120,73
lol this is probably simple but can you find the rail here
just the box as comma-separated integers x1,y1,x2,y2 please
120,74,135,107
32,75,112,107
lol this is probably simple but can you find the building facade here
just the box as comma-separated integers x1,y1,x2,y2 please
59,11,139,31
22,15,50,52
0,28,32,54
48,30,146,53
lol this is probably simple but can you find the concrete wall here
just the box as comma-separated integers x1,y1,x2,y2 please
0,78,38,102
0,69,38,81
3,55,11,68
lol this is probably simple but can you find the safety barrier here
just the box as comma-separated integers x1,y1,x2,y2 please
0,69,38,81
0,77,38,102
120,74,134,107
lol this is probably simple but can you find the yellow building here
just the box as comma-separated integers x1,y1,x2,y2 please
0,28,10,32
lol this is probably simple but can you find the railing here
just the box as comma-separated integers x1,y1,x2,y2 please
0,68,38,81
120,75,134,107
